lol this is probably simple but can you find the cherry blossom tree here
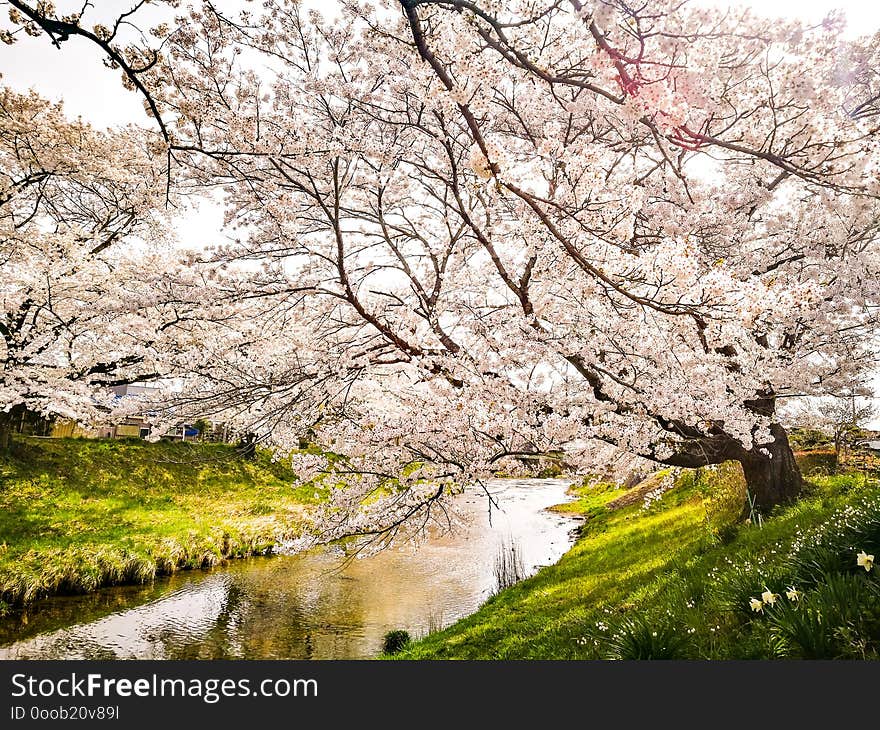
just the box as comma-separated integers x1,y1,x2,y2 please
4,1,879,531
0,86,234,448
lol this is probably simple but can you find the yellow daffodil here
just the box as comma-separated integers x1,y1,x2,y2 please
857,551,874,572
785,586,800,601
761,589,778,606
749,597,763,613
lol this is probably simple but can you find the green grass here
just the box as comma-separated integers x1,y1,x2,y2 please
548,479,628,518
397,460,880,659
0,437,327,610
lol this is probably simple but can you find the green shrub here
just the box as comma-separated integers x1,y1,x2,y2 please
766,573,878,658
766,597,837,658
599,613,690,660
789,544,853,586
786,494,880,587
382,629,412,655
663,559,708,608
684,463,747,541
794,449,836,477
709,558,787,618
789,429,832,452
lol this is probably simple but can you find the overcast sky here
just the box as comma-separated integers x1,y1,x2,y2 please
2,0,879,424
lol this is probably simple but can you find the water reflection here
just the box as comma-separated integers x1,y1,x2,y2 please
0,479,579,659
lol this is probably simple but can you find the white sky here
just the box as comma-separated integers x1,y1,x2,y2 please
1,0,879,425
4,1,879,130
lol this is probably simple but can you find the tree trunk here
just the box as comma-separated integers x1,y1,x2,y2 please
0,408,17,452
0,420,11,451
238,432,257,460
737,423,803,514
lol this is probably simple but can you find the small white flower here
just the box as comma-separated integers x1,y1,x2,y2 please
761,589,778,606
749,597,763,613
857,551,874,571
785,586,801,601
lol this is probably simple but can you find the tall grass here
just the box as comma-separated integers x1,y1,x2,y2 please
0,437,327,610
493,538,526,593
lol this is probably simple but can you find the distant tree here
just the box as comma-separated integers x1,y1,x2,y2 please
786,391,877,470
787,428,832,452
821,395,876,470
0,87,243,450
193,418,211,442
0,88,163,447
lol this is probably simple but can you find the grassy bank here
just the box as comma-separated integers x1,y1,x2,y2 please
397,456,880,659
0,437,326,611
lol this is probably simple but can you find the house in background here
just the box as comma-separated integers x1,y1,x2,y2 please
107,383,222,441
107,383,161,438
856,429,879,452
45,384,154,439
49,420,100,438
18,383,224,442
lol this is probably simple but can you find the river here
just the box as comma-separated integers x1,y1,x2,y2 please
0,478,579,659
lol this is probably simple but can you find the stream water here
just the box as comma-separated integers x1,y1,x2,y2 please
0,478,579,659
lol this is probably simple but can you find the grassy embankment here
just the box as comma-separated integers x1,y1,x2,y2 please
398,451,880,659
0,437,328,613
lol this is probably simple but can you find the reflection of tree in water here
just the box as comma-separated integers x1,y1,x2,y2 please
0,580,178,648
160,579,248,659
0,626,122,660
136,563,373,659
70,642,119,660
186,561,373,659
1,482,578,659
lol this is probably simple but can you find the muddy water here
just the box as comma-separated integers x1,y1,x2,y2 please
0,478,579,659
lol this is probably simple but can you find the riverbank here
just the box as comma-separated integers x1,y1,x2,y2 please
0,438,327,613
397,456,880,659
0,478,577,659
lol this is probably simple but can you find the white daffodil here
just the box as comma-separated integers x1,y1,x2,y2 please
857,551,874,572
749,597,763,613
785,586,800,602
761,589,778,606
